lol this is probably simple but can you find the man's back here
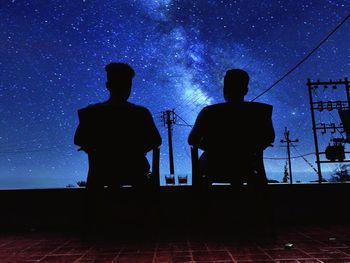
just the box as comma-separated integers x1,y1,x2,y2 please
189,101,274,184
75,101,161,187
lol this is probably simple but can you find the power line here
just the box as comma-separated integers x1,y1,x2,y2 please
291,142,318,174
173,12,350,120
171,111,316,161
251,12,350,101
0,138,49,147
172,91,214,123
173,112,193,128
172,13,350,123
0,147,61,155
3,14,349,158
175,88,213,112
264,153,315,160
313,89,345,138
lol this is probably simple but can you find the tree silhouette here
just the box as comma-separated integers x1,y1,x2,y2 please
331,164,350,182
282,161,289,183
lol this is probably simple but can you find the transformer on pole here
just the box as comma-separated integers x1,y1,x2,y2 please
307,77,350,183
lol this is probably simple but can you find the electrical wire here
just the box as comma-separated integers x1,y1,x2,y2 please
5,12,347,163
173,112,194,128
264,152,315,160
291,142,318,174
313,89,345,138
171,12,350,128
251,12,350,101
0,147,61,155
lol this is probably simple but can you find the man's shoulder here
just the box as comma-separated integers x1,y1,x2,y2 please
130,103,150,112
201,103,227,112
78,103,104,115
244,102,273,112
78,102,149,113
244,101,272,107
200,102,273,112
200,103,240,117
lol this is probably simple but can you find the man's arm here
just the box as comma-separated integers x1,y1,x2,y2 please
143,109,162,152
74,123,84,148
74,109,86,149
262,105,275,149
188,108,207,150
74,109,95,153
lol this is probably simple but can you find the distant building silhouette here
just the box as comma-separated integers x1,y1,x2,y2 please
188,69,275,186
74,63,161,189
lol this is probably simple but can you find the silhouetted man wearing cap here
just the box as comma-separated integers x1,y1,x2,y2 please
188,69,275,186
74,63,162,189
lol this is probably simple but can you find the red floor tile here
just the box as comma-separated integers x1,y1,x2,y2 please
113,253,154,263
1,225,350,262
192,250,232,261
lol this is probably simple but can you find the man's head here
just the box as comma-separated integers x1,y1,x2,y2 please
223,69,249,102
105,62,135,101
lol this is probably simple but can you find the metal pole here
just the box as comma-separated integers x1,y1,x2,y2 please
307,79,323,183
281,127,299,184
345,77,350,108
166,110,175,175
286,129,293,184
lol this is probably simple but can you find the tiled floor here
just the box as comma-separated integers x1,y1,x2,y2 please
1,225,350,262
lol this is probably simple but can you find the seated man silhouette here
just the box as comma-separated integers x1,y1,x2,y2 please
74,63,162,189
188,69,275,186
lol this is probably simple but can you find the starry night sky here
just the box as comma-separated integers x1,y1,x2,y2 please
0,0,349,188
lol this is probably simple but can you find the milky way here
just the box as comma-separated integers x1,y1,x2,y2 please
0,0,349,188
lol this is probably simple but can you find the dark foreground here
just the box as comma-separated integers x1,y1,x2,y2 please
1,183,350,262
1,225,350,262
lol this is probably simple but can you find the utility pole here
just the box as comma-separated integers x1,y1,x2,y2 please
280,127,299,184
307,78,350,183
161,110,176,175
